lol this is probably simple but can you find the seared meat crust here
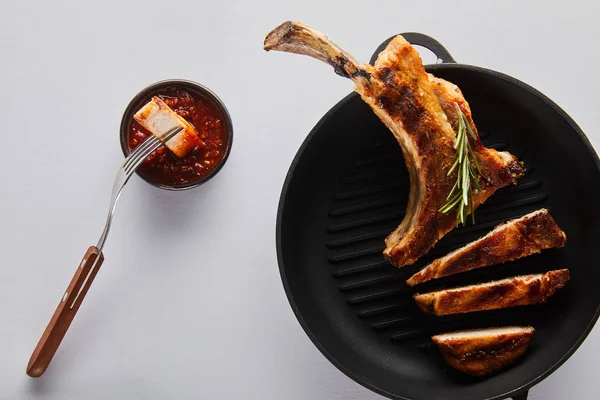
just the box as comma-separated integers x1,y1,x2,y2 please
264,22,524,267
414,269,569,316
432,326,535,376
408,209,566,286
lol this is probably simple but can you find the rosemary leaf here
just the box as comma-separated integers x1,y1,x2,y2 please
447,158,459,176
439,103,481,226
447,180,459,201
439,193,461,213
462,150,469,205
457,131,465,164
467,141,481,173
465,116,478,140
471,169,482,191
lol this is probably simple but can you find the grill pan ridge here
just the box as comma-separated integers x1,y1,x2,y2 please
327,130,548,338
276,33,600,400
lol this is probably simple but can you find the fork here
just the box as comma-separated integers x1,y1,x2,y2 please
26,126,183,378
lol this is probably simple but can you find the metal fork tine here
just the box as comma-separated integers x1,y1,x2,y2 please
124,139,162,175
123,126,183,173
123,137,158,172
123,136,159,171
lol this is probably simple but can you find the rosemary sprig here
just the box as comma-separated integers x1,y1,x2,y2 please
439,104,481,226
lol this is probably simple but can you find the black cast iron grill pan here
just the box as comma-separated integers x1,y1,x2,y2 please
276,33,600,400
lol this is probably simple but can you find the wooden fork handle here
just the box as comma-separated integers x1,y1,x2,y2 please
26,246,104,377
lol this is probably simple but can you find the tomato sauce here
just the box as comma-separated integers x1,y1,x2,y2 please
128,87,228,187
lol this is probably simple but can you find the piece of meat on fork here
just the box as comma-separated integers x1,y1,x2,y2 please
264,22,524,267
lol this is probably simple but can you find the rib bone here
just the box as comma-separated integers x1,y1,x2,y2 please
265,22,524,267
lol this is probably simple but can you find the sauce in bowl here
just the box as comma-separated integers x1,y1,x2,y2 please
122,82,232,189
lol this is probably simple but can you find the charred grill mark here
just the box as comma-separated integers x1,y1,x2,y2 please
483,282,513,302
437,283,514,315
330,56,350,77
351,68,371,79
440,231,520,276
457,335,531,362
375,68,426,133
507,160,526,180
525,279,543,303
328,56,371,79
380,66,395,84
399,86,424,132
376,94,394,113
378,86,422,133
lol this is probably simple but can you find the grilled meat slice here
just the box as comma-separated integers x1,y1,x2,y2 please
264,22,524,267
432,326,535,376
414,269,569,316
407,209,566,286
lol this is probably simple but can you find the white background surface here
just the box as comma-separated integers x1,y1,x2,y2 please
1,0,598,399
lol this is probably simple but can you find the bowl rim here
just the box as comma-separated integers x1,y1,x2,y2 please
119,79,233,191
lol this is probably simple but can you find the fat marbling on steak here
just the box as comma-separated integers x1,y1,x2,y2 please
264,22,524,267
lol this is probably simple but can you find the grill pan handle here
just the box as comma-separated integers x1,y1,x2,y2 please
510,390,529,400
369,32,457,65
